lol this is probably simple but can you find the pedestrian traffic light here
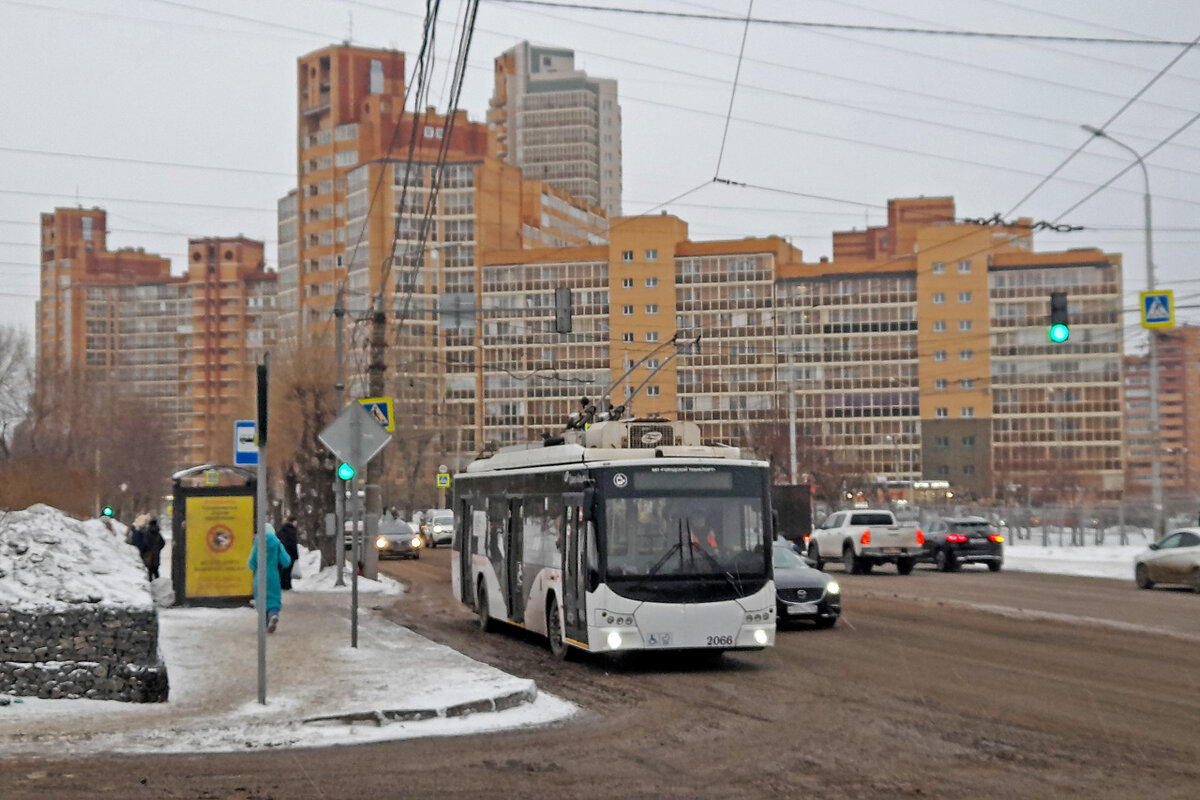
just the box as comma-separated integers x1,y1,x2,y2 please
1048,292,1069,343
101,505,115,517
337,462,355,481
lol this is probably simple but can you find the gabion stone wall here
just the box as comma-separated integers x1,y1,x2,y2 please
0,606,169,703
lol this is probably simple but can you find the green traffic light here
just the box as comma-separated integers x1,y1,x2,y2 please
337,462,355,480
1048,323,1070,343
101,505,115,517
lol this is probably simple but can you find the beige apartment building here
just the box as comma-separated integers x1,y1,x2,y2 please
489,41,622,217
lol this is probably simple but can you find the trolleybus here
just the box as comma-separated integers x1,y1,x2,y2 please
451,419,776,659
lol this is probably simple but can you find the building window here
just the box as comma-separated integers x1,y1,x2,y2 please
935,378,947,390
622,305,633,316
622,250,633,262
646,331,659,342
645,304,658,315
936,407,948,418
959,379,974,389
960,349,974,360
959,320,972,331
932,261,945,275
645,249,658,261
622,332,633,343
937,466,950,476
963,465,976,475
962,436,976,446
647,386,661,397
958,291,972,303
935,436,950,447
961,407,975,418
934,350,947,362
645,277,658,288
622,278,633,288
932,292,945,305
957,259,971,274
933,321,947,332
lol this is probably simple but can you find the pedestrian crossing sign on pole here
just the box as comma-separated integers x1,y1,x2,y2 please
358,397,395,432
1141,290,1174,329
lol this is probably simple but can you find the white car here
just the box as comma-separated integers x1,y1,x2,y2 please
1135,528,1200,591
421,513,455,548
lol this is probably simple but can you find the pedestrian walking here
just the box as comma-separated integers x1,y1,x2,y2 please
277,517,300,590
138,517,166,581
248,522,291,633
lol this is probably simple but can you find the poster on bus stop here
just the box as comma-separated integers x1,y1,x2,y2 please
185,495,254,599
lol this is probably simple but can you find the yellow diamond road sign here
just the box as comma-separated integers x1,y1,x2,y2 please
1141,290,1174,329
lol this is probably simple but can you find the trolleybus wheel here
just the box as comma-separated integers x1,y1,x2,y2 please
476,581,494,632
546,598,569,661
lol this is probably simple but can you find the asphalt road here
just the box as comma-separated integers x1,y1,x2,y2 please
4,549,1199,799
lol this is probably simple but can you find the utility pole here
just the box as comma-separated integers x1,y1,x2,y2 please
334,287,346,587
366,291,387,537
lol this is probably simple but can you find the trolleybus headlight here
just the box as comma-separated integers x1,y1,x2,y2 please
753,628,769,646
607,631,622,650
826,581,841,595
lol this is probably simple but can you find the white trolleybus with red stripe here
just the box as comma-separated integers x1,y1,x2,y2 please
450,416,776,659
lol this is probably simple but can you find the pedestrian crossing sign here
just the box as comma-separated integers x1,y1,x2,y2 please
1141,290,1174,329
358,397,395,432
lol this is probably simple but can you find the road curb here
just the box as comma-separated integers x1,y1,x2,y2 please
301,683,539,727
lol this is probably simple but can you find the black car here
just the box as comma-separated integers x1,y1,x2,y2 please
772,543,841,628
374,519,422,560
920,516,1003,572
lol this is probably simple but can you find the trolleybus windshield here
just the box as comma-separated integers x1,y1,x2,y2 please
600,467,768,584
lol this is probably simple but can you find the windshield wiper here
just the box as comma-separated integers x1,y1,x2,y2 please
648,519,686,576
686,519,745,593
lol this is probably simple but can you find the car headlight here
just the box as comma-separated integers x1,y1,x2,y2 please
825,581,840,595
410,536,422,548
375,536,387,549
433,524,443,533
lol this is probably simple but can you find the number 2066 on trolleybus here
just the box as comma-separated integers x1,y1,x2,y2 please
450,419,776,659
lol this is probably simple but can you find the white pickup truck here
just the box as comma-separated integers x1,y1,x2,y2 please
808,509,924,575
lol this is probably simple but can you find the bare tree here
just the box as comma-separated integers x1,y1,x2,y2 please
0,324,33,461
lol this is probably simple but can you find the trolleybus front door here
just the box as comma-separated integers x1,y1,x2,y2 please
562,503,588,647
506,498,524,624
457,499,473,606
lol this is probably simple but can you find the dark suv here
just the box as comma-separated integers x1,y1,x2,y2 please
920,516,1003,572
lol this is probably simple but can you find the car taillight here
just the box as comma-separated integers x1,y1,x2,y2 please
989,534,1004,543
916,529,925,545
946,533,968,543
860,530,871,545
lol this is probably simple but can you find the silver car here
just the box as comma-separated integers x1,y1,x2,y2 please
1135,528,1200,591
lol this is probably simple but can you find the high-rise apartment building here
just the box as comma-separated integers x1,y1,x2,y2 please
36,208,275,467
1124,326,1200,505
489,41,622,217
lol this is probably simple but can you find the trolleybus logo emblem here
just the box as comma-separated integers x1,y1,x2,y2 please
612,473,628,488
640,430,663,445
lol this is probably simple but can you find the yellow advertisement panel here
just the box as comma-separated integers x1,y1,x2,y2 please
185,495,254,599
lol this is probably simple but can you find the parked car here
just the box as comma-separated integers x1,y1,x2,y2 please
374,518,422,560
920,516,1004,572
420,511,455,548
1135,528,1200,591
773,542,841,628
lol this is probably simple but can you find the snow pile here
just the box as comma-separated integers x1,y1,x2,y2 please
0,505,153,611
291,545,404,596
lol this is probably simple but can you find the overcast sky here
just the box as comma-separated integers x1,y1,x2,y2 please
2,0,1198,354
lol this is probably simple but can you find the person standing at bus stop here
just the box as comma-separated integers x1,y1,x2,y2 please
277,517,300,590
248,522,291,633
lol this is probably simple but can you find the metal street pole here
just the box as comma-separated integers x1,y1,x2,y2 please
1082,125,1160,537
334,287,346,586
786,296,798,485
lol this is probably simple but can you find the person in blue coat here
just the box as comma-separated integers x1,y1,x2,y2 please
248,522,292,633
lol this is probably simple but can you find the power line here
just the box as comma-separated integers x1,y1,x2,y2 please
713,0,754,178
1006,31,1200,215
484,0,1200,47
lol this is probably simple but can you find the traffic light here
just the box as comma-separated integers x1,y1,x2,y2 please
337,462,355,481
101,505,115,517
554,287,573,334
1048,292,1069,343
